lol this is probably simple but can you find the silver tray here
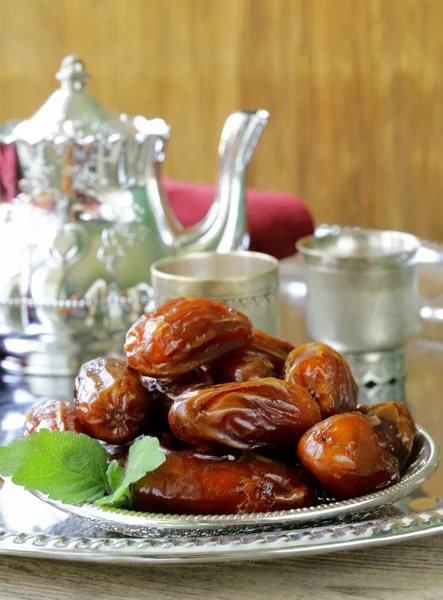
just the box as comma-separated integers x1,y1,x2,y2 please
1,502,443,564
30,426,439,537
1,230,443,564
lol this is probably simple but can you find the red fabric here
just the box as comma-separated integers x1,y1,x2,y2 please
0,144,20,202
165,179,314,259
0,143,314,258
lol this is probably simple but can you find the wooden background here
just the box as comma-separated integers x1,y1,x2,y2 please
1,0,442,240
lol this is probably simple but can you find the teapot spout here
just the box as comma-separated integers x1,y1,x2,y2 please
176,109,269,254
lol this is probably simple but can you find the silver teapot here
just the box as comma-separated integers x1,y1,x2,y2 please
0,55,269,375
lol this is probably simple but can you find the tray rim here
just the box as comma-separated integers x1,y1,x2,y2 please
28,425,440,536
0,504,443,565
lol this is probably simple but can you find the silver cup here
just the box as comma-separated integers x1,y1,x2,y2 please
151,251,280,335
296,229,421,354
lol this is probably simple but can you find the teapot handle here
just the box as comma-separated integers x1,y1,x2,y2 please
144,127,183,250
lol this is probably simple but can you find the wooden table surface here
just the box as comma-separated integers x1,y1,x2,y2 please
1,536,443,600
2,262,443,599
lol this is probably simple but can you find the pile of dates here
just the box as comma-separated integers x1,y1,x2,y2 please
24,297,417,515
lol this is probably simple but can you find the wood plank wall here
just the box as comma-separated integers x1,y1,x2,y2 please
1,0,442,240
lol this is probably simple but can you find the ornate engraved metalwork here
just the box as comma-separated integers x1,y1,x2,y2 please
346,349,407,404
0,503,442,564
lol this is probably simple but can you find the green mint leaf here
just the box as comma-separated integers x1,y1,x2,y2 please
97,436,165,508
123,436,166,486
0,430,108,504
97,489,131,509
0,436,36,476
106,460,124,492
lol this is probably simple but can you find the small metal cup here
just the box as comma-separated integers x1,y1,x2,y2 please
296,229,421,353
151,251,280,335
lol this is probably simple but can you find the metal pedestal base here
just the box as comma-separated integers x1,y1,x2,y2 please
345,348,406,405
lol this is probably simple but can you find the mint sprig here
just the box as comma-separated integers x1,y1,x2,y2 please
97,436,166,508
106,459,125,492
0,430,165,508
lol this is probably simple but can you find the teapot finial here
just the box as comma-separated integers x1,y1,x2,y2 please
56,55,89,91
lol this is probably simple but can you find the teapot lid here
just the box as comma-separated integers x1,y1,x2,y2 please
7,55,139,144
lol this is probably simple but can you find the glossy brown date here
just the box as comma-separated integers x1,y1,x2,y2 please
140,368,214,401
101,442,130,467
74,357,151,445
210,351,276,384
250,329,295,373
132,447,317,514
358,401,416,469
297,412,400,500
139,369,214,432
284,342,358,418
124,297,254,378
168,378,322,455
23,399,84,436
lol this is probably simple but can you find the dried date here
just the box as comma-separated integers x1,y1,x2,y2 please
168,377,322,455
74,357,151,444
101,442,130,467
358,401,416,469
132,447,317,514
125,297,254,377
250,329,295,373
139,369,214,432
24,399,84,436
297,412,400,500
284,342,358,418
140,368,214,400
210,351,276,383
